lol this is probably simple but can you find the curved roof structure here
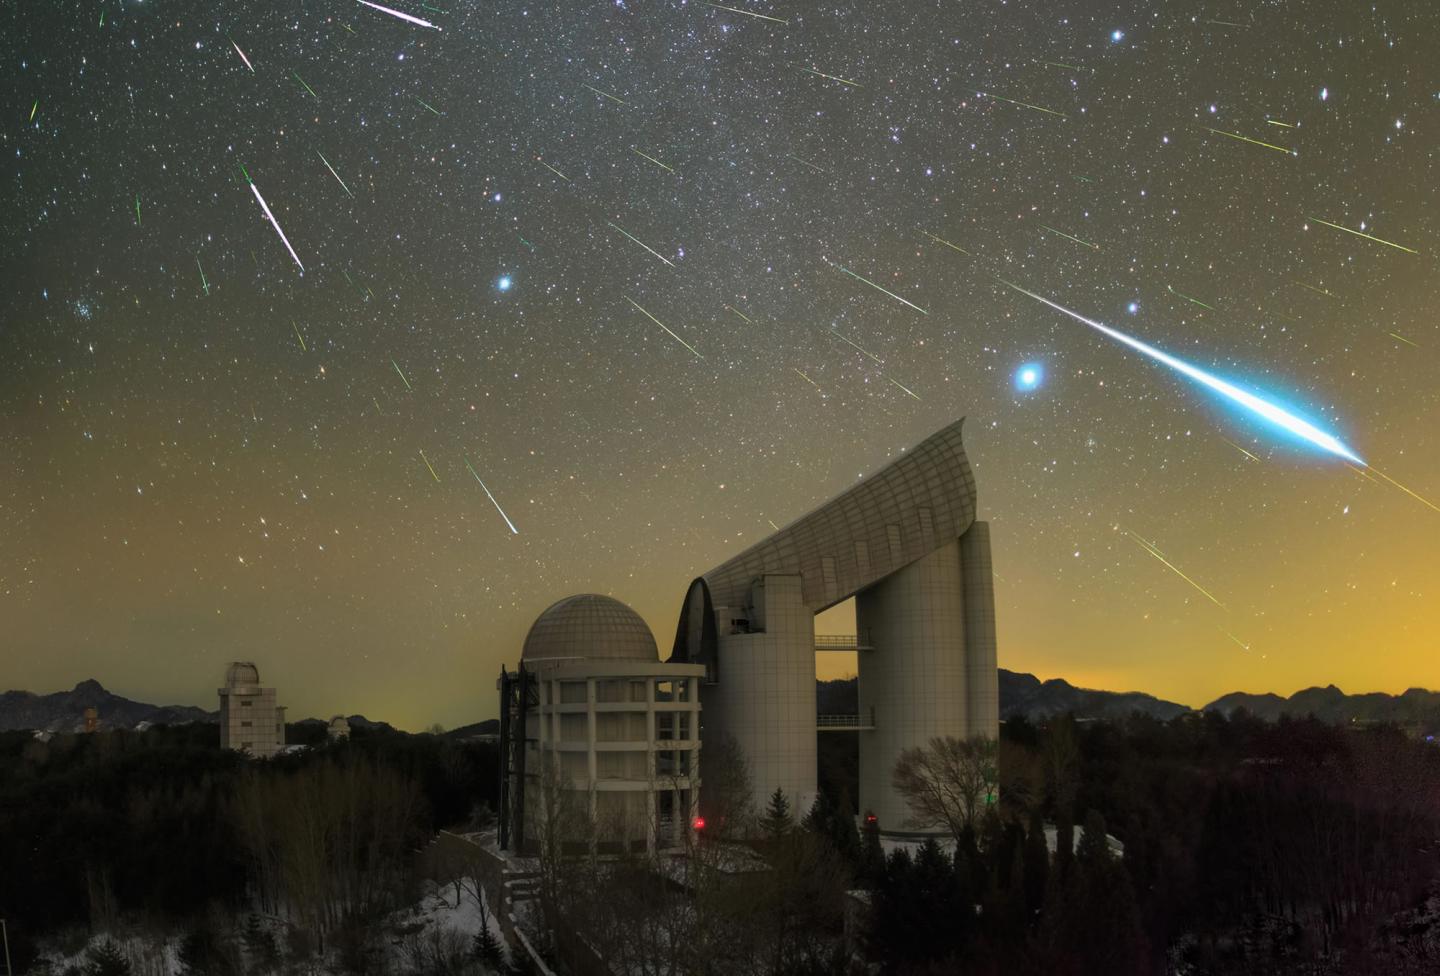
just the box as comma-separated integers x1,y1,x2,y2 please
523,594,660,663
672,417,976,661
225,662,261,687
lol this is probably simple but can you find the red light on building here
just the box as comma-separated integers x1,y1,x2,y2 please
864,813,878,825
692,816,706,831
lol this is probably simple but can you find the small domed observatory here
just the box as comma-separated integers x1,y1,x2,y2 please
498,595,706,855
219,662,286,758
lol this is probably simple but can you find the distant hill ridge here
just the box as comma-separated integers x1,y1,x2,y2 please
4,675,1438,734
0,680,392,735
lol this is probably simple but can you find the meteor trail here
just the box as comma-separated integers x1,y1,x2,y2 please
724,305,754,324
794,368,820,390
1125,530,1225,608
1039,224,1100,250
799,66,860,87
291,320,307,352
581,84,626,105
997,277,1364,464
29,100,37,122
391,358,412,390
1388,332,1418,348
228,35,255,73
293,71,317,99
134,194,142,227
1266,119,1296,128
1199,125,1291,154
1167,284,1216,310
887,376,921,400
786,153,827,173
607,222,675,267
700,1,788,24
829,329,882,364
196,256,210,296
243,167,305,272
317,151,354,198
536,159,570,181
416,96,441,116
464,457,519,534
1307,217,1418,254
626,297,703,359
356,0,441,30
631,148,675,173
1220,437,1261,462
823,256,928,315
921,230,973,256
418,450,440,483
982,93,1067,118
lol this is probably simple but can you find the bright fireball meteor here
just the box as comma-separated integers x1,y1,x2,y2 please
998,277,1363,464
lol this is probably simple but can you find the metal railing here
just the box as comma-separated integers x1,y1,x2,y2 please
814,634,875,651
816,712,875,729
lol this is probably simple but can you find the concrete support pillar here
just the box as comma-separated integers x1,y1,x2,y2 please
961,522,999,740
856,539,969,833
702,574,817,821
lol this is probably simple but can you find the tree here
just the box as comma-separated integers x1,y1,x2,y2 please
85,941,131,976
472,926,505,969
698,732,754,839
1023,809,1050,917
761,787,793,842
892,735,999,842
242,915,280,975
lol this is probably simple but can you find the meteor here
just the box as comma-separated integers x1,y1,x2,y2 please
134,194,142,227
724,305,754,324
464,456,519,534
242,166,305,272
582,84,626,106
607,222,675,267
536,159,570,182
391,358,412,390
1199,125,1291,155
317,150,354,198
1039,224,1100,250
631,148,675,173
700,1,788,24
1167,283,1216,310
30,100,38,122
356,0,441,30
228,35,255,73
291,320,307,352
921,230,973,256
982,93,1067,118
998,278,1364,464
887,376,921,400
799,66,860,87
626,297,703,359
823,256,927,315
416,96,442,116
828,328,882,364
196,255,210,296
794,368,820,390
1307,216,1418,254
786,154,827,173
1124,530,1225,608
293,71,318,99
418,450,441,483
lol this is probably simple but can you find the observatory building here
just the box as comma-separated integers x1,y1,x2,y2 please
218,662,287,758
498,595,706,855
670,417,998,834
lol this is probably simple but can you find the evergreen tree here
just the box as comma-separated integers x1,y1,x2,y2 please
858,811,885,886
85,941,131,976
242,916,279,975
472,926,504,968
1023,809,1050,918
761,787,793,841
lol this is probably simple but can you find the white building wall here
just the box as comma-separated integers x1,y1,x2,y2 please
218,686,282,758
856,538,969,832
704,574,817,819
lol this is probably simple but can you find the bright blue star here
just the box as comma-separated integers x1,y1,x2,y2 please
1014,363,1045,392
1111,29,1125,42
496,276,512,292
1127,301,1139,315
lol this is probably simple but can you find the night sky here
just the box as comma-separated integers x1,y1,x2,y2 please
4,1,1437,730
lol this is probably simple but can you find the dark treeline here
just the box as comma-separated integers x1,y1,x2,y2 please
0,723,498,971
846,711,1440,974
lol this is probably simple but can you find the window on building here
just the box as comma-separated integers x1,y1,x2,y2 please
240,721,252,728
675,679,690,702
657,712,676,740
629,680,648,702
559,681,587,704
655,680,674,702
240,700,252,707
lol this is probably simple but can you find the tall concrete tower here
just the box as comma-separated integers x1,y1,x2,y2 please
219,662,286,758
671,418,998,834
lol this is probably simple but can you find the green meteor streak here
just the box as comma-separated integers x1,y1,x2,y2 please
291,320,307,352
416,97,441,116
1167,284,1216,310
134,194,141,226
699,1,788,24
1039,224,1099,250
30,100,38,122
391,359,412,391
626,297,703,359
581,84,626,106
196,255,209,296
317,151,355,198
293,72,317,99
1307,216,1418,254
799,66,860,87
920,230,973,256
1199,125,1291,154
631,148,675,173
